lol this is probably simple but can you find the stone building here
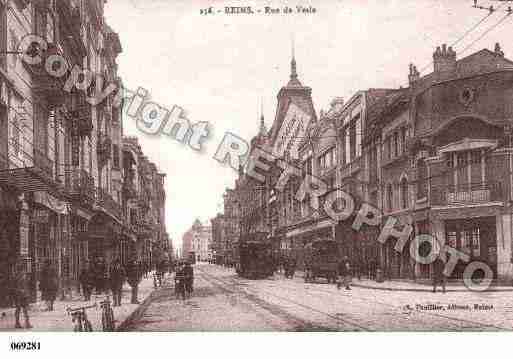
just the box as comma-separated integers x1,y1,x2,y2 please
182,219,212,262
0,0,168,305
363,43,513,282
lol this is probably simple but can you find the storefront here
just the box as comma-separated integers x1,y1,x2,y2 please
31,191,70,297
87,213,122,266
444,216,497,279
286,218,335,269
0,185,21,307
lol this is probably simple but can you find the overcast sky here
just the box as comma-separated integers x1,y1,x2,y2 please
104,0,513,252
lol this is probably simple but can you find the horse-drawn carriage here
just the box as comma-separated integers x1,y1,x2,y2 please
303,239,339,283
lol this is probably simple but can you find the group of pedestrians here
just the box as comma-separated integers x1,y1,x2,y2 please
79,258,144,306
174,261,194,299
6,257,154,330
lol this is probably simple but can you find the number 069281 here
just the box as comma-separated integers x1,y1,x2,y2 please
10,342,41,351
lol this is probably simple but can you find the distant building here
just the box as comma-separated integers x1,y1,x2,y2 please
182,219,212,261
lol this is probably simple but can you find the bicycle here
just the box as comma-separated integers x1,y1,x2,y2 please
100,296,116,331
67,303,96,332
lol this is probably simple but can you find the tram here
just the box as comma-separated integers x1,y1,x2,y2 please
235,240,275,279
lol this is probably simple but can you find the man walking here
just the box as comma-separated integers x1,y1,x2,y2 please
79,261,93,301
184,261,194,297
337,256,352,290
126,260,142,304
39,260,58,311
432,255,447,293
109,259,126,307
11,262,32,329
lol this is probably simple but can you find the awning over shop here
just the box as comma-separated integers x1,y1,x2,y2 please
33,191,69,214
286,218,334,238
0,185,19,211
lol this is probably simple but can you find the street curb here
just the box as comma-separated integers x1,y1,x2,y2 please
116,289,158,331
352,283,513,292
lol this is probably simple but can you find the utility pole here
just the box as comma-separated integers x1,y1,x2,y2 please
472,0,513,14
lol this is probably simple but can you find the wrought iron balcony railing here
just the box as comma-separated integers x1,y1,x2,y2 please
33,148,54,182
96,186,122,219
430,182,503,206
97,134,112,165
65,169,95,204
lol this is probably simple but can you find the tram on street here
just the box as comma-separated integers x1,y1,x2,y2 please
235,240,275,279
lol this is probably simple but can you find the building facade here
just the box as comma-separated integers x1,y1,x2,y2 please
182,219,212,262
360,43,513,282
0,0,168,306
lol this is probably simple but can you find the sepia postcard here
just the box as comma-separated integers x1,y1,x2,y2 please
2,2,513,352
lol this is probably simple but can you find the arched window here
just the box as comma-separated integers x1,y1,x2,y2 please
401,177,409,209
387,184,393,212
417,159,428,199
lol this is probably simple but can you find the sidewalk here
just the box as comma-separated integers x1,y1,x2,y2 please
0,273,161,332
351,278,513,292
274,270,513,292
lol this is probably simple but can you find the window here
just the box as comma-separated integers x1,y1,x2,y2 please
318,147,336,170
345,129,350,164
12,120,20,156
401,127,407,154
400,178,408,209
416,159,428,199
0,4,6,71
387,184,393,212
350,124,356,160
112,143,120,169
393,132,399,157
355,113,362,157
386,137,392,160
34,7,47,39
304,157,312,175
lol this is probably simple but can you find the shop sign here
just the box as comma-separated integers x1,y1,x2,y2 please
71,119,79,166
19,212,29,256
34,191,70,214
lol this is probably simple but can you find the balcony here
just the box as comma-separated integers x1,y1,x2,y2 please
138,191,151,210
431,182,503,207
0,148,55,192
122,179,138,200
97,134,112,166
96,187,122,220
65,169,95,205
340,156,362,179
71,105,93,138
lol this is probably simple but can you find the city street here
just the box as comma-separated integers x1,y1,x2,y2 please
123,264,513,331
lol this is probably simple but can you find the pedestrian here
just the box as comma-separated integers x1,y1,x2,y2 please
337,256,352,290
93,258,106,295
11,262,32,329
39,259,58,311
109,259,126,307
184,261,194,297
369,259,377,280
126,260,142,304
79,261,93,301
432,255,447,293
354,255,362,281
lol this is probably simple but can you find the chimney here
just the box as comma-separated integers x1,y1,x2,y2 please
433,44,456,76
408,63,420,86
494,42,504,57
